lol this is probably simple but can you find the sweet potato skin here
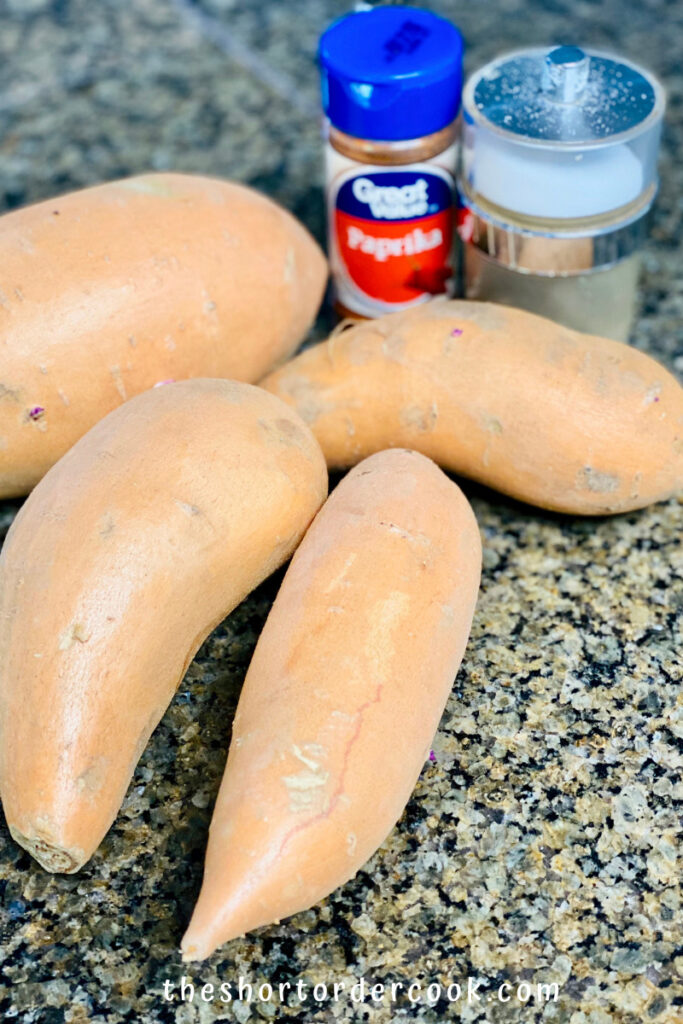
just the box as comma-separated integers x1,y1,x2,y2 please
0,173,327,497
0,379,327,873
181,449,481,959
262,300,683,514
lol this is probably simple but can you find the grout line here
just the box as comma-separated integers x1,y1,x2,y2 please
170,0,319,119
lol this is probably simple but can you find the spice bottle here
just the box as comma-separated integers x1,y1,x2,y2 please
458,46,665,341
318,5,464,319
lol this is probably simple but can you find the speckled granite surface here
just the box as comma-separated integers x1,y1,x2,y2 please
0,1,681,1021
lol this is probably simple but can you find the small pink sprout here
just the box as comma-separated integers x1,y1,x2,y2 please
451,327,463,337
153,379,176,388
654,396,660,402
28,406,45,420
429,749,436,762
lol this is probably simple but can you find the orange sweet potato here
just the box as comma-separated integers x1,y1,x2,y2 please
262,300,683,514
181,449,481,959
0,173,326,497
0,379,327,872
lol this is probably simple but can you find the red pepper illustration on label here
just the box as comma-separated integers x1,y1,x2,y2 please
332,169,455,306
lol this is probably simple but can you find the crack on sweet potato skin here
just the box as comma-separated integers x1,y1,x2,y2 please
274,682,385,860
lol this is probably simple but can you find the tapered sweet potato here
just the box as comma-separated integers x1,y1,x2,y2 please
0,379,327,872
262,300,683,514
0,173,326,497
181,449,481,959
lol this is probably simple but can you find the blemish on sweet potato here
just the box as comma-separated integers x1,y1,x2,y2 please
276,378,331,426
484,416,503,435
275,417,308,448
0,384,22,403
578,466,619,494
282,768,330,813
99,513,115,538
58,622,92,650
399,403,438,432
109,366,127,402
174,500,202,517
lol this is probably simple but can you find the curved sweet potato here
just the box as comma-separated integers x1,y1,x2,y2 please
262,300,683,514
181,449,481,959
0,173,326,497
0,379,327,872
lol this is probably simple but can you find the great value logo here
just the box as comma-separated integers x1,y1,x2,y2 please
333,169,454,305
337,171,451,222
350,177,431,220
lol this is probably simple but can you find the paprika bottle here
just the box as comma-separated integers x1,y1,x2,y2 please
319,5,464,319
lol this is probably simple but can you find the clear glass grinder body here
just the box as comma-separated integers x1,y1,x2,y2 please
319,5,464,319
458,45,666,341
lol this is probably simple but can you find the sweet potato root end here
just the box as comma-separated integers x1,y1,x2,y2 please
9,824,84,873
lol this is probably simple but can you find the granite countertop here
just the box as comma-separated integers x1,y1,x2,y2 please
0,1,681,1021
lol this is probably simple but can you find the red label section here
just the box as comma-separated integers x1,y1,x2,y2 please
456,204,475,243
335,209,454,304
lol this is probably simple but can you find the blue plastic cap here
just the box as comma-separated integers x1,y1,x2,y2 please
319,5,464,142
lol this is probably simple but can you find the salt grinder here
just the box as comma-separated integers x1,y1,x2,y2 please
458,46,666,340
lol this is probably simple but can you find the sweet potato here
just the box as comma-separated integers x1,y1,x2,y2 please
181,449,481,959
0,379,327,872
0,173,326,497
262,300,683,514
